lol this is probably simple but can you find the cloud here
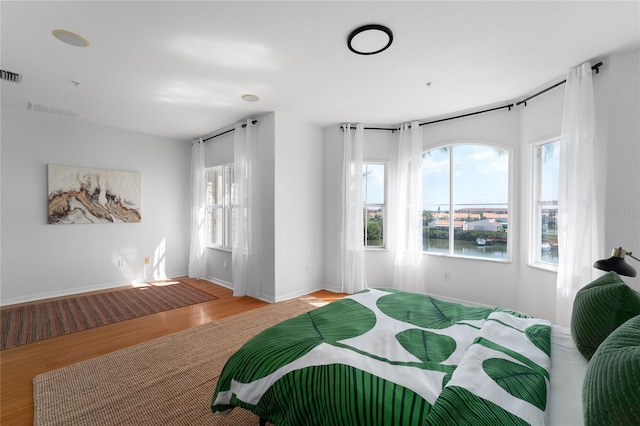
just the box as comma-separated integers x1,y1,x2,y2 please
423,153,449,176
463,147,508,176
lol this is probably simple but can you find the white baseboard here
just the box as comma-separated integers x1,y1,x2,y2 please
204,275,234,290
2,277,486,311
202,277,332,304
308,285,494,310
272,284,327,303
1,280,128,307
321,283,344,294
0,271,188,307
201,276,271,303
425,291,494,308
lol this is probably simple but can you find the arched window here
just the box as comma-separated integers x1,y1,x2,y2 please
422,143,510,261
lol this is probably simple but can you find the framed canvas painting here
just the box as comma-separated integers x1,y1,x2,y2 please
48,165,141,224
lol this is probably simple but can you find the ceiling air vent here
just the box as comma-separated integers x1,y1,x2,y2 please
1,69,23,84
27,102,81,119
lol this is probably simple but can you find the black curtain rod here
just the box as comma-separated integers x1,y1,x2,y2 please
202,120,258,142
363,126,399,132
342,61,604,132
419,104,514,127
516,61,603,107
342,125,399,132
343,103,514,132
204,128,234,141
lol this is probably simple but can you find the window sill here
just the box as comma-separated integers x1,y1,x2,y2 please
365,247,388,252
206,246,232,253
423,251,511,264
527,262,558,273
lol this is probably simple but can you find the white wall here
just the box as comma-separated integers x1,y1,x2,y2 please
257,113,277,300
201,113,279,298
273,112,324,301
517,48,640,320
323,126,398,293
324,110,521,310
201,111,325,303
4,48,636,316
323,113,521,310
601,49,640,289
322,126,343,292
323,47,640,323
517,79,564,320
361,130,398,289
421,109,521,310
1,107,191,305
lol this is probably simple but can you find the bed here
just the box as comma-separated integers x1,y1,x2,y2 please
211,280,640,425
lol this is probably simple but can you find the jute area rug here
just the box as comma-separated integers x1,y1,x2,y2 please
33,296,324,425
1,281,217,350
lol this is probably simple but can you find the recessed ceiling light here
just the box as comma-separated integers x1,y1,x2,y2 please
52,29,90,48
347,24,393,55
241,94,260,102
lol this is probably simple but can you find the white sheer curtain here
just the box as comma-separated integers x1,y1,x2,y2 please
340,123,367,294
392,122,425,292
556,62,601,326
232,120,261,297
188,138,207,279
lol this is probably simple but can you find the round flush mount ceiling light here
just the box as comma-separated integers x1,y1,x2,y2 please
241,94,260,102
52,29,90,47
347,24,393,55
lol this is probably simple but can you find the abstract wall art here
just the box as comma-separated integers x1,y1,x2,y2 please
48,165,141,224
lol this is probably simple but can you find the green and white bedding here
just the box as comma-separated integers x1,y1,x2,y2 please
211,288,552,425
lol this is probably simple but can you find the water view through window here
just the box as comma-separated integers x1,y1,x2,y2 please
363,163,386,247
423,144,510,261
536,140,560,265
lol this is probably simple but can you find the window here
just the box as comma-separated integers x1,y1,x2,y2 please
423,144,510,261
363,163,386,248
531,139,559,267
206,164,236,250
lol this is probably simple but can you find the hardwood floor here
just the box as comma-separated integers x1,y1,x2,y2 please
0,278,345,425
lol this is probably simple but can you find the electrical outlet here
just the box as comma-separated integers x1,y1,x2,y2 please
144,257,150,265
443,272,450,281
223,260,228,268
305,265,310,274
118,259,125,268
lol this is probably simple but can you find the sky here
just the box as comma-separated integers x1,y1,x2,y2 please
540,140,560,202
363,144,511,211
423,144,509,209
363,163,385,205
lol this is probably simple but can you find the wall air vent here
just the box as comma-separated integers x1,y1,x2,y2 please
1,69,23,84
27,102,81,119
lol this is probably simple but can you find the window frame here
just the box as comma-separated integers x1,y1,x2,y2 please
529,137,560,271
422,142,512,263
363,161,388,250
205,163,235,252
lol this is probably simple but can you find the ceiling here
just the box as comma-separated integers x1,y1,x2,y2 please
2,1,639,141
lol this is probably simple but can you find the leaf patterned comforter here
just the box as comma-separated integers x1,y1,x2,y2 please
211,288,552,425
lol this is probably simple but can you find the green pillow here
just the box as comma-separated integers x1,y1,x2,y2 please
583,315,640,426
571,272,640,360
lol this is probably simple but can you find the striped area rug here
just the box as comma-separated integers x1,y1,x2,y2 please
1,281,217,350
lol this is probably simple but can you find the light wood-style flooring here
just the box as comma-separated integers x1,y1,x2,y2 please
0,278,345,425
